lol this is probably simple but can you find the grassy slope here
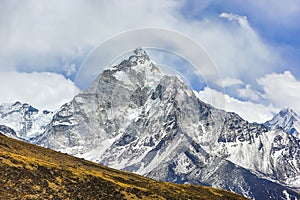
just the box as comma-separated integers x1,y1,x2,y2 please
0,133,248,200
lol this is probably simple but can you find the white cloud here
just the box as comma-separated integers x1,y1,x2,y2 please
197,70,300,122
0,0,181,72
257,71,300,114
196,87,278,123
219,13,249,27
192,12,281,82
0,1,282,80
238,84,263,101
0,72,80,111
0,0,292,112
216,77,244,87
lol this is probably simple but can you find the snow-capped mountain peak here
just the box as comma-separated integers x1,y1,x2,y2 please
0,101,54,140
84,48,162,96
265,108,300,139
278,108,299,119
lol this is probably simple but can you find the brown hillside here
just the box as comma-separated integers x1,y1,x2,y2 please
0,133,248,200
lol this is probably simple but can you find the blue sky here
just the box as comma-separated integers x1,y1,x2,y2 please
0,0,299,123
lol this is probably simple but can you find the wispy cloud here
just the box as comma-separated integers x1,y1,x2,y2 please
216,77,244,87
195,12,281,83
219,13,249,27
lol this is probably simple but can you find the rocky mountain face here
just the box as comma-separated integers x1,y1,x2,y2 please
32,49,300,200
265,108,300,141
0,102,53,140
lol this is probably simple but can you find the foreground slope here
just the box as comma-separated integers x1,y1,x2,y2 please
0,133,248,200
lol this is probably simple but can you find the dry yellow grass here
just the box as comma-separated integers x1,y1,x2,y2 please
0,133,249,200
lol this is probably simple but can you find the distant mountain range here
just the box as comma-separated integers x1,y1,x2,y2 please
265,108,300,141
1,49,299,200
0,101,53,140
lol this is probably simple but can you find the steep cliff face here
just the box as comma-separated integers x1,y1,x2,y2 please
29,49,300,199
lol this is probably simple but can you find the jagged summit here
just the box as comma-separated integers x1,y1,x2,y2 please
111,48,152,70
133,47,150,59
12,101,22,107
278,108,299,118
265,108,300,139
84,48,163,95
118,48,158,71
